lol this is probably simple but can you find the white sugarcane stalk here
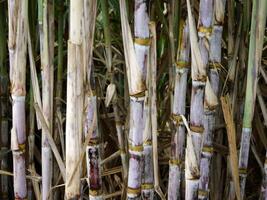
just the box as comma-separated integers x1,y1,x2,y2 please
168,19,190,200
8,0,28,198
120,0,150,199
196,1,215,199
39,0,53,198
65,0,84,198
185,0,213,199
199,1,226,199
142,42,154,200
133,1,153,199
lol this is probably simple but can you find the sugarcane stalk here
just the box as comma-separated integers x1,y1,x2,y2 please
100,0,128,182
38,0,54,198
8,0,28,198
238,1,267,199
119,0,148,199
141,25,155,200
65,0,84,198
0,2,9,199
134,1,154,199
168,19,190,200
85,90,103,199
83,1,102,199
198,1,226,199
184,0,212,199
195,1,215,199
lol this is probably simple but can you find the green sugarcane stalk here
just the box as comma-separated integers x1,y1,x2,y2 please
238,1,267,199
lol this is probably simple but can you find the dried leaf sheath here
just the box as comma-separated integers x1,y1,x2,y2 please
119,0,146,96
8,0,28,198
168,19,190,200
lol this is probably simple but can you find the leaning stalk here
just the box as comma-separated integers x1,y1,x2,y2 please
168,19,190,200
65,0,84,198
8,0,28,198
198,1,226,199
238,1,267,199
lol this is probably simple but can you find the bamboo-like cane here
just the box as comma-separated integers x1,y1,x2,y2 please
119,0,147,199
168,19,190,200
38,0,54,198
65,0,84,198
238,1,267,199
199,1,226,199
8,0,28,198
0,3,9,199
83,1,103,199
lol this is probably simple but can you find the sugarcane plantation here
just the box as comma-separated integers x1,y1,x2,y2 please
0,0,267,199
